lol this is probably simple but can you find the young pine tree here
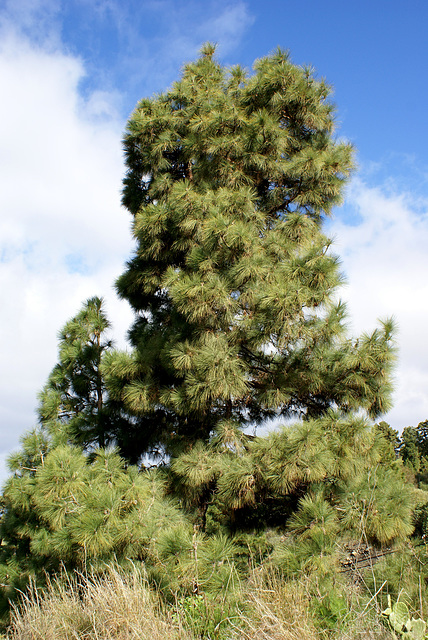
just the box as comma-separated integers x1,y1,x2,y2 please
38,297,132,454
104,44,395,457
0,436,189,618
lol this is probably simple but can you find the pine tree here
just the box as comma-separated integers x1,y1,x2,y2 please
400,420,428,484
104,44,395,457
0,434,187,616
372,420,400,469
0,44,419,630
171,410,416,543
38,297,132,454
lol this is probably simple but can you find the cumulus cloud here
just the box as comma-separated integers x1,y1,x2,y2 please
0,31,134,480
330,178,428,431
0,37,126,255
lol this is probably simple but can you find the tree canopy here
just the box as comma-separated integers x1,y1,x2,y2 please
104,44,395,458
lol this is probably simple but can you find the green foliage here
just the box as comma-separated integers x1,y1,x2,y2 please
169,412,416,551
287,492,338,544
151,524,241,601
382,597,427,640
103,44,396,460
0,443,185,615
336,466,415,544
37,297,135,457
375,421,401,464
310,589,348,632
400,422,428,486
173,591,241,640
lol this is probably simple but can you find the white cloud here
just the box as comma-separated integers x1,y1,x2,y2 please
0,0,61,49
116,0,255,91
330,178,428,431
0,31,134,484
0,36,127,257
197,2,255,56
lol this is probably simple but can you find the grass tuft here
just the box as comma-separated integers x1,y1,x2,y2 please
6,565,191,640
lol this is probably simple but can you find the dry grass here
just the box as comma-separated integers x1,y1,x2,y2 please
231,568,395,640
230,570,319,640
6,565,192,640
3,564,397,640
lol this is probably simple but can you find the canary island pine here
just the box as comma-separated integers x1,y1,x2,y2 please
104,44,395,458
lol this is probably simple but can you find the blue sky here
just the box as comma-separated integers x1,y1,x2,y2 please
10,0,428,174
1,0,428,481
5,0,428,171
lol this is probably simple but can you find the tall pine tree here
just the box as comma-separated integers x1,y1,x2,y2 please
104,44,395,458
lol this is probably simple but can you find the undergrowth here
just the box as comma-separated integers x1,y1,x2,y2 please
0,562,402,640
